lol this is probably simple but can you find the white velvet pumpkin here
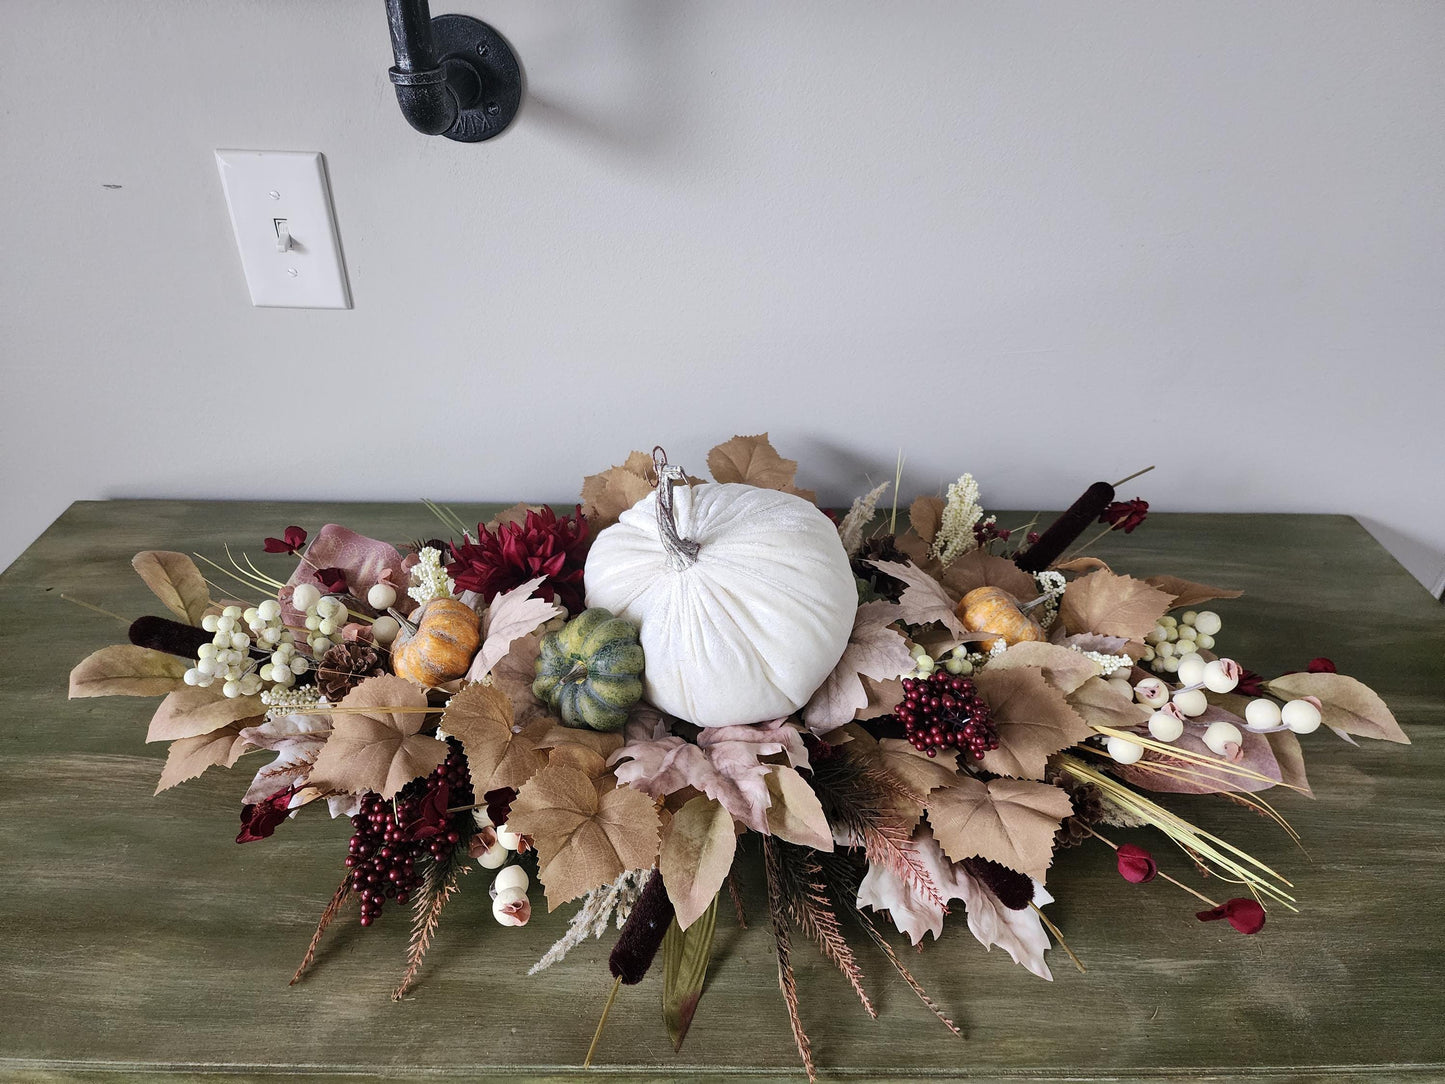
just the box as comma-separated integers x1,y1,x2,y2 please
583,482,857,728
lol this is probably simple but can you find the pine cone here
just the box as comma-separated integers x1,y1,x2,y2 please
1049,770,1106,850
316,641,382,701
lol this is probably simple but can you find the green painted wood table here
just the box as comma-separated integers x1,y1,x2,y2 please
2,501,1442,1082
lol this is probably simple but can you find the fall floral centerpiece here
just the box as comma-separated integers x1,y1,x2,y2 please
68,436,1408,1079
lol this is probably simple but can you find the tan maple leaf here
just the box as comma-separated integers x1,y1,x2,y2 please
69,644,189,698
145,685,266,743
938,547,1040,602
928,775,1072,882
1143,574,1243,610
857,674,905,720
155,722,255,794
508,763,662,909
986,642,1101,696
868,560,968,639
974,667,1091,779
1058,570,1174,641
132,550,212,626
308,676,447,798
802,601,916,732
838,725,960,827
580,450,656,529
488,631,554,728
706,434,816,502
440,683,547,794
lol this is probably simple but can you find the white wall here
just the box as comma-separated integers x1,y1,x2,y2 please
2,1,1442,593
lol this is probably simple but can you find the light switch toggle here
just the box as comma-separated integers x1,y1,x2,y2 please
274,219,291,253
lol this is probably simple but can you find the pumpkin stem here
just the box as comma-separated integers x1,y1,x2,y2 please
1018,592,1051,614
652,447,701,571
562,660,589,685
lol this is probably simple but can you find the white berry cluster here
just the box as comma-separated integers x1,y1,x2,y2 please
1141,610,1221,673
908,642,975,679
293,582,348,657
1102,652,1323,766
473,807,532,927
184,600,312,698
407,547,455,606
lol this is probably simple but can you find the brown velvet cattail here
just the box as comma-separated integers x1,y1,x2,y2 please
129,615,213,659
961,856,1034,910
1013,482,1115,573
608,868,674,985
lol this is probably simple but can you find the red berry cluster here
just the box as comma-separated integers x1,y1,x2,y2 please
896,672,1000,759
345,740,475,926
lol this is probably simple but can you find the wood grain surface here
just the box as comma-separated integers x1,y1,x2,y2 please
1,500,1441,1082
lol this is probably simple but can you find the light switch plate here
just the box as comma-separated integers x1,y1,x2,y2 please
215,150,351,309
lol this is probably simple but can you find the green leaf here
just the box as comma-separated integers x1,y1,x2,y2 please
662,894,718,1052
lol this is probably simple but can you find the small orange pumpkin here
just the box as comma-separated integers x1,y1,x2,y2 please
956,586,1047,653
391,598,481,687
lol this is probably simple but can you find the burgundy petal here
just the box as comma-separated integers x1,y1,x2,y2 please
1116,843,1158,884
1195,897,1267,934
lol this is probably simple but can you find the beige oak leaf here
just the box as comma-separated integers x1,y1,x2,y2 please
308,676,447,798
536,722,626,760
1066,676,1151,732
938,548,1040,602
440,683,547,794
974,667,1091,779
1057,570,1174,641
508,763,662,909
145,685,266,743
132,550,212,626
1142,574,1243,610
660,794,737,930
580,451,656,529
155,722,255,794
802,601,916,732
1265,672,1409,744
928,775,1072,882
987,642,1101,696
909,496,945,545
762,765,833,850
69,644,189,698
466,576,563,682
485,503,541,531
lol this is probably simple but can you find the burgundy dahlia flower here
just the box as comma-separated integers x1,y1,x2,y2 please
448,505,590,612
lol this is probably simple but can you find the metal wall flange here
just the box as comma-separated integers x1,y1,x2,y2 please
385,1,522,143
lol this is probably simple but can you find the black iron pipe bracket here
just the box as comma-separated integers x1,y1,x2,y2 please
386,1,521,143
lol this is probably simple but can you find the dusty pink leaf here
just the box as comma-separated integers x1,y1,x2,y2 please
238,713,331,804
466,576,563,682
803,601,915,733
856,824,1054,978
283,525,409,624
1115,703,1283,795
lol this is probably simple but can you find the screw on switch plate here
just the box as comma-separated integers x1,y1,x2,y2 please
215,150,351,309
